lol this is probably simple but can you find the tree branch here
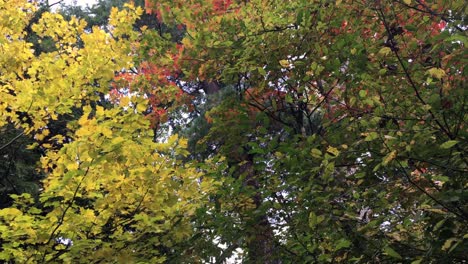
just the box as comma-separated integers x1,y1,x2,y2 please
0,132,25,152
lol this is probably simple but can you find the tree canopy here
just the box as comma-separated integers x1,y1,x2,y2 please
0,0,466,262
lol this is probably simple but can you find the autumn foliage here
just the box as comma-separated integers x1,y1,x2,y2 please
1,0,466,262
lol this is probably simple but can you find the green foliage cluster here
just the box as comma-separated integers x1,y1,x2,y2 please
0,125,44,208
59,0,128,29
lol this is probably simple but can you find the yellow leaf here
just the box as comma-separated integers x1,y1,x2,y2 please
0,208,23,220
403,0,411,5
66,162,79,171
427,68,446,79
111,136,125,145
35,133,45,141
100,127,113,138
326,146,340,157
383,150,397,165
379,47,392,56
136,102,147,112
442,238,458,251
279,59,290,68
120,96,130,106
96,105,104,116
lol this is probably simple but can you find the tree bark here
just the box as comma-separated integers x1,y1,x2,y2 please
240,158,280,264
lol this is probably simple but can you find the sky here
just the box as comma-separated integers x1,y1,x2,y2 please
60,0,98,6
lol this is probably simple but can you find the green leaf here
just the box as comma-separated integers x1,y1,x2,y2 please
335,239,351,250
354,172,365,179
383,246,402,259
445,34,467,46
309,212,318,229
433,219,446,231
440,140,458,149
364,132,378,141
308,212,324,229
405,25,417,31
257,67,266,75
311,148,322,158
359,90,367,98
379,47,392,56
296,10,304,25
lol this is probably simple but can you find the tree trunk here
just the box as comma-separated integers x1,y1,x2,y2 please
241,158,280,264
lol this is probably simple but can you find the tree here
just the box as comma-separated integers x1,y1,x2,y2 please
59,0,128,29
1,0,466,262
0,1,213,261
143,0,467,262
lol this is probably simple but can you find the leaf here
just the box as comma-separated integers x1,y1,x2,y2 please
111,136,126,145
364,132,378,141
354,172,365,179
309,212,318,229
403,0,411,5
311,148,322,158
440,140,458,149
296,10,304,25
442,238,458,251
433,219,446,231
335,239,351,250
136,102,147,112
0,208,22,218
359,90,367,98
445,34,468,46
279,60,290,68
423,208,446,214
431,175,449,184
120,96,130,106
308,212,324,229
383,246,402,259
426,68,446,79
379,47,392,56
405,24,417,31
257,67,266,75
383,150,397,165
326,146,340,157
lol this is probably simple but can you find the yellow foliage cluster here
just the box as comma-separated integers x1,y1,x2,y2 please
0,1,138,134
0,1,213,261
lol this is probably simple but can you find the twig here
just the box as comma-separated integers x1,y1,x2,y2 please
0,132,24,151
41,161,93,262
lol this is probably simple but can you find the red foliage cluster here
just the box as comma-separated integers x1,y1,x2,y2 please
144,0,156,15
212,0,232,14
430,20,446,36
110,41,192,129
